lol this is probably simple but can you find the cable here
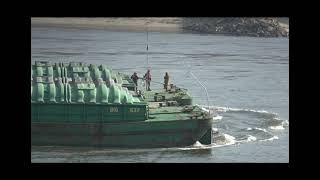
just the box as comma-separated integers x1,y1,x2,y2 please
146,22,150,70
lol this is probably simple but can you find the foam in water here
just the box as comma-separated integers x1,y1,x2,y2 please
178,133,238,150
178,141,209,150
192,141,204,147
201,105,278,115
201,105,289,130
211,134,237,148
222,134,237,144
282,120,289,126
212,115,223,120
246,127,268,133
254,127,268,133
273,118,289,126
269,126,285,130
236,135,257,143
246,135,257,142
259,136,279,142
199,106,223,121
267,120,288,130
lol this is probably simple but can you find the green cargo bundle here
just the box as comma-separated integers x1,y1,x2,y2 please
31,61,213,148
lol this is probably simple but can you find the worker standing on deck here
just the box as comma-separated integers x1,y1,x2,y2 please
144,69,151,91
131,72,139,92
164,72,170,91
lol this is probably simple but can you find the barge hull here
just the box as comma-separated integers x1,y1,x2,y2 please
31,119,212,148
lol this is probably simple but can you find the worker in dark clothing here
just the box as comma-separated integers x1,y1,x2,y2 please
131,72,139,92
144,69,151,91
164,72,170,91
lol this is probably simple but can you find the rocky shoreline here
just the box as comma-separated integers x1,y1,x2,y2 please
32,17,289,38
181,18,289,38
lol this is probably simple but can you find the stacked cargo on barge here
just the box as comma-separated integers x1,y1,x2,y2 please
31,61,213,148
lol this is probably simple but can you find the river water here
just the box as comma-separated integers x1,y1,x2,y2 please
31,26,289,163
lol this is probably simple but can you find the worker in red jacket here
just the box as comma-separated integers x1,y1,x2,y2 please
144,69,151,91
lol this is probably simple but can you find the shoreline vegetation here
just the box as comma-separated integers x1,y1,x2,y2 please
32,17,289,38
